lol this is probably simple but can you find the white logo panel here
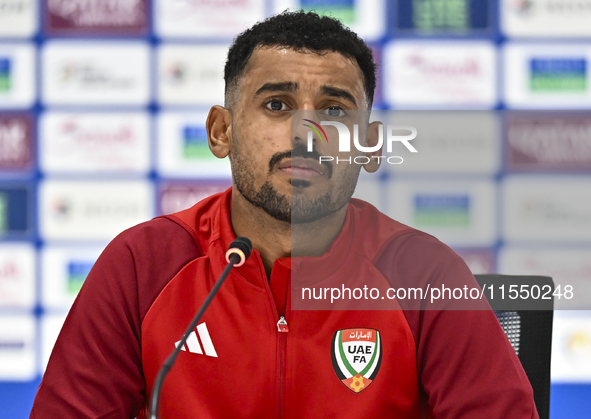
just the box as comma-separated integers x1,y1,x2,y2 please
0,315,35,380
503,176,591,243
159,182,231,215
40,112,150,174
551,312,591,383
384,41,497,107
502,0,591,37
41,245,105,309
39,180,153,241
387,179,497,247
0,243,35,309
155,0,265,38
499,246,591,310
504,43,591,109
0,43,35,109
0,0,37,37
380,111,500,174
157,44,228,106
157,112,231,178
273,0,386,41
42,41,150,106
40,313,67,373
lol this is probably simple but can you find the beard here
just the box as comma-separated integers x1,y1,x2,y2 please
230,137,361,224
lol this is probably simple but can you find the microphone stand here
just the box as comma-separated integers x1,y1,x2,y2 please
148,252,242,418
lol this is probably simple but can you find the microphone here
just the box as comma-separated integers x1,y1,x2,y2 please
149,237,253,419
225,236,252,267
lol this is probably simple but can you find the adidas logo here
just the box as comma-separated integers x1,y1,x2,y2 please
175,322,218,357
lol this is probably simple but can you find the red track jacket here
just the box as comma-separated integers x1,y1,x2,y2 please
31,189,538,418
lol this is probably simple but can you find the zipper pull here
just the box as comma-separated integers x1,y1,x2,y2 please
277,316,289,333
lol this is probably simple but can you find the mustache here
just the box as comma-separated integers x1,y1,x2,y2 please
268,144,333,178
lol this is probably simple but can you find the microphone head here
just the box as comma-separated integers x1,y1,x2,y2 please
225,237,253,267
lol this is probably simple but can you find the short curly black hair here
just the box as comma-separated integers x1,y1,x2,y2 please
224,10,377,109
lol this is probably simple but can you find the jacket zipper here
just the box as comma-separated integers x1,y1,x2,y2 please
256,252,290,419
259,269,289,419
277,316,289,332
276,316,288,419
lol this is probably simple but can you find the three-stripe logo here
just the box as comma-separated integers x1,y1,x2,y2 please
175,322,218,357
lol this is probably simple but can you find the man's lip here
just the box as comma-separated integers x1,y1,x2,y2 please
276,158,326,178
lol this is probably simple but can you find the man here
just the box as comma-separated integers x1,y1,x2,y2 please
31,11,538,418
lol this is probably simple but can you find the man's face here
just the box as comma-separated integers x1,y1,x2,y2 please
228,46,369,224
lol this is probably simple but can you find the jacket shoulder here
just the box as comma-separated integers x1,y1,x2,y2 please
348,198,420,262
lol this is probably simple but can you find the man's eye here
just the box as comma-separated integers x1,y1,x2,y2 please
323,107,347,117
265,100,287,111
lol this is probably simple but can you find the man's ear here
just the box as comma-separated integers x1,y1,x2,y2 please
206,105,232,159
363,121,383,173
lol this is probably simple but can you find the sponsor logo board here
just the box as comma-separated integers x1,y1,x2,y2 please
159,181,231,215
387,179,496,246
380,111,500,174
0,315,35,380
157,112,231,178
274,0,385,40
0,184,31,238
39,180,153,241
551,312,591,382
395,0,490,33
503,0,591,37
44,0,149,35
0,44,35,109
155,0,265,38
0,243,34,309
158,44,228,106
0,113,34,171
42,42,150,106
40,112,150,174
41,313,66,372
384,41,497,107
503,176,591,243
499,246,591,310
41,245,104,308
506,112,591,171
0,0,37,37
504,44,591,108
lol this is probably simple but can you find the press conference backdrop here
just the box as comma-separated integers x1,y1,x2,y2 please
0,0,590,417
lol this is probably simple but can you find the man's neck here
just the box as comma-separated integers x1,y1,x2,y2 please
230,189,348,278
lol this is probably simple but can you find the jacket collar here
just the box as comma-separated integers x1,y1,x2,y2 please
163,188,413,288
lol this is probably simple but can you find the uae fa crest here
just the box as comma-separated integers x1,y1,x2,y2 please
331,328,382,393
